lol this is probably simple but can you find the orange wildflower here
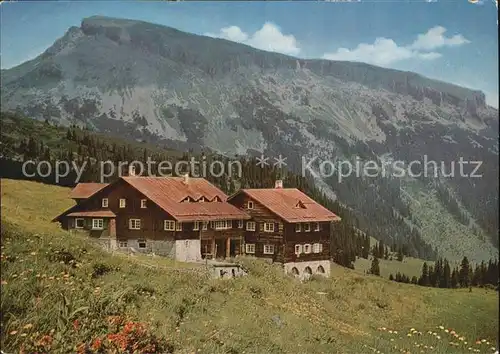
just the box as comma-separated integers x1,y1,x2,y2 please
91,337,102,351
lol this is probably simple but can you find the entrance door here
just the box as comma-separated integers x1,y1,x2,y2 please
215,239,226,259
230,239,240,257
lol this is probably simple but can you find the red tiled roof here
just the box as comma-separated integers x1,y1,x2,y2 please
69,183,108,199
174,203,251,222
122,177,249,221
231,188,341,223
67,210,116,218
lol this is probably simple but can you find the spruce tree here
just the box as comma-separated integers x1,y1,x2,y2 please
443,259,451,288
419,262,430,286
370,257,380,276
459,257,471,288
451,268,459,288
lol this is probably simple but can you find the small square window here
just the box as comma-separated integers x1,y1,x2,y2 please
264,222,275,232
295,223,301,232
129,219,141,230
304,223,311,232
138,240,147,249
247,201,254,209
246,221,256,231
102,198,108,208
245,243,255,254
92,219,103,230
75,218,84,229
193,221,200,231
263,244,275,254
313,243,323,253
118,241,128,248
164,220,175,231
304,244,312,254
119,199,126,208
140,199,147,208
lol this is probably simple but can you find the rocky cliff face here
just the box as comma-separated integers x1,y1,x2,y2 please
1,16,498,261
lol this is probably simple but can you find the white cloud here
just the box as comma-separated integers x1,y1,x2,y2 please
204,22,300,56
322,26,469,67
322,38,441,66
410,26,470,51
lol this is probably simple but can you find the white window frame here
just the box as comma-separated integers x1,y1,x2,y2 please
304,244,312,254
246,221,256,231
304,223,311,232
313,243,323,253
237,220,244,229
176,222,183,231
119,198,126,208
129,219,141,230
92,218,103,230
118,241,128,248
295,244,303,255
140,199,147,208
198,197,205,203
137,239,147,249
213,220,231,230
193,221,200,231
164,220,175,231
263,244,275,255
264,222,275,233
102,198,108,208
247,201,254,209
75,218,85,229
245,243,256,254
314,222,320,231
202,221,208,230
295,223,301,232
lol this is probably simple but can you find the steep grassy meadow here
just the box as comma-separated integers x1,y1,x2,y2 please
1,179,498,353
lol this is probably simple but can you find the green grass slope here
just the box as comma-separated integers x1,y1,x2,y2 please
1,179,498,353
401,179,497,262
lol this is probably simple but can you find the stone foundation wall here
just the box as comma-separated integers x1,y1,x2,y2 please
175,239,202,262
283,260,330,279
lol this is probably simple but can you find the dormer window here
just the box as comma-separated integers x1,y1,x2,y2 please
295,201,306,209
212,196,221,202
247,201,254,209
198,197,205,203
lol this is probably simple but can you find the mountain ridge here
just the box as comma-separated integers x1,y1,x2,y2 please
1,15,498,262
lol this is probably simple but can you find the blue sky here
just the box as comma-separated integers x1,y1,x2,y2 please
1,1,498,107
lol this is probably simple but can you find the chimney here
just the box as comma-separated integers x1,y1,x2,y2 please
275,180,283,189
183,173,189,184
129,164,136,177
